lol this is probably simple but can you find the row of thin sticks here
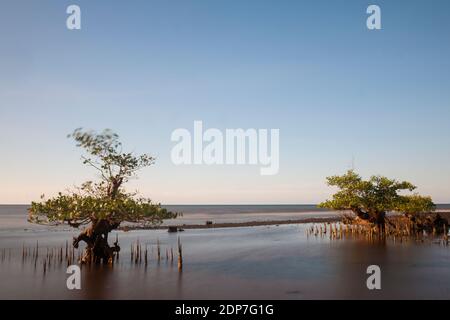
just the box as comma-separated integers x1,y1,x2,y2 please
7,240,82,274
0,236,184,274
307,222,379,240
130,237,183,271
306,222,450,245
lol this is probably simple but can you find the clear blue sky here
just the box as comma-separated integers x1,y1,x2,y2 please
1,0,450,204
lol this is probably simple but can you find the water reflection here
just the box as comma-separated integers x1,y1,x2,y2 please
1,224,450,299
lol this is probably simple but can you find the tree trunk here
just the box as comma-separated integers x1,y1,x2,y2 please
73,219,120,264
374,212,386,233
107,177,123,200
353,208,370,220
351,209,386,234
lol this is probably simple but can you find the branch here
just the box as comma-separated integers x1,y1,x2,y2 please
82,156,109,181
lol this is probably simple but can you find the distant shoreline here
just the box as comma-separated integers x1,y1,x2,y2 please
121,216,342,231
121,209,450,231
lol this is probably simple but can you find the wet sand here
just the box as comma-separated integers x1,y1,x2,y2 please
126,216,341,231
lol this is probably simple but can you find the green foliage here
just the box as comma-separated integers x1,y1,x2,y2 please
397,194,436,216
318,170,434,220
29,192,175,227
69,128,155,184
28,129,176,227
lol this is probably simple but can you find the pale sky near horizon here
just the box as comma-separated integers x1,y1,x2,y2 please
1,0,450,204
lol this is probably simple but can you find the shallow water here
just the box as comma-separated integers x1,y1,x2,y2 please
1,205,450,299
0,205,338,231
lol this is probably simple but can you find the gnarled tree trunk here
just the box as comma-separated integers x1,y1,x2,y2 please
73,218,120,264
351,209,386,233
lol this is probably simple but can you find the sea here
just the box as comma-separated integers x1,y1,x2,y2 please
2,204,450,299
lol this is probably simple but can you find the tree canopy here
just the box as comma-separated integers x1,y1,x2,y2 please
28,128,176,228
318,170,435,226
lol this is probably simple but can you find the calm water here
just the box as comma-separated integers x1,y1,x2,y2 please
0,204,338,231
1,205,450,299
